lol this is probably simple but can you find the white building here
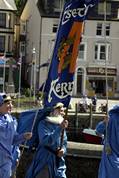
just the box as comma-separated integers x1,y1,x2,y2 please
20,0,119,97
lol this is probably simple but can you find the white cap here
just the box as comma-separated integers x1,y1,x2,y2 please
53,102,64,109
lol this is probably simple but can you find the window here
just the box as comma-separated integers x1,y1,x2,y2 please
96,23,110,36
95,43,111,61
98,3,111,15
78,43,86,60
96,23,102,36
52,24,58,33
54,0,65,12
8,35,11,52
117,8,119,19
105,23,110,36
0,13,6,27
0,36,5,52
100,45,106,60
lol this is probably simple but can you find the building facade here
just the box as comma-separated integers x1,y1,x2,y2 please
0,0,17,55
0,0,17,93
20,0,119,97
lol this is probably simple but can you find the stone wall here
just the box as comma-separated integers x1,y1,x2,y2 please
16,152,100,178
66,156,100,178
16,142,102,178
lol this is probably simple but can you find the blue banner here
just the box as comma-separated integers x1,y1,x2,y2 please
44,0,98,107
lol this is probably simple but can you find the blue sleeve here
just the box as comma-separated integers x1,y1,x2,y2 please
12,146,21,159
12,132,25,145
62,131,67,155
12,145,21,171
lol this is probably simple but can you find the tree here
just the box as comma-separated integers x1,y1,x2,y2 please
15,0,27,14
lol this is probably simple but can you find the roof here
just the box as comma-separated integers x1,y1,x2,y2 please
0,0,17,11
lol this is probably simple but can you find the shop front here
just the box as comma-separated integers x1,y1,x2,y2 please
86,67,117,97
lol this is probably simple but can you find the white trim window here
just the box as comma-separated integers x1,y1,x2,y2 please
98,3,111,15
78,43,86,61
0,36,5,52
117,8,119,19
96,23,102,36
95,43,111,61
0,13,6,28
54,0,65,12
96,22,110,36
52,24,58,33
105,23,110,36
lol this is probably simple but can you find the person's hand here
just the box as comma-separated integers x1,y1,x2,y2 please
24,132,32,140
16,159,20,167
60,119,68,129
57,148,64,157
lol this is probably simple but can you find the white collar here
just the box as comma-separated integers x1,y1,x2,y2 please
46,115,64,124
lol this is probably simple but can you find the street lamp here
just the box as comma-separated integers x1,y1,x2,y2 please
3,56,6,93
32,47,36,102
30,62,33,98
18,53,22,108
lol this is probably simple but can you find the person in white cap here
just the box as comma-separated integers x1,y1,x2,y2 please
25,102,68,178
0,94,32,178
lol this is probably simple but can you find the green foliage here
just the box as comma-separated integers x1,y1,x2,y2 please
36,91,44,99
15,0,22,8
24,88,32,97
15,0,27,14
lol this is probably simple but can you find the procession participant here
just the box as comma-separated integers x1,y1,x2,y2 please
96,105,119,178
95,115,108,140
0,93,32,178
80,94,89,112
25,102,68,178
2,95,21,178
11,117,21,178
91,94,97,112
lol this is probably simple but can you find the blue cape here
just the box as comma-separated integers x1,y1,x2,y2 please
17,108,52,149
98,105,119,178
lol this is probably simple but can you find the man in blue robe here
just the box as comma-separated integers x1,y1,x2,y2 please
0,94,32,178
25,102,68,178
96,105,119,178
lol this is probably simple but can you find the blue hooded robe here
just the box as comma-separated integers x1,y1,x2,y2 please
25,118,67,178
11,117,21,173
0,114,27,178
96,105,119,178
